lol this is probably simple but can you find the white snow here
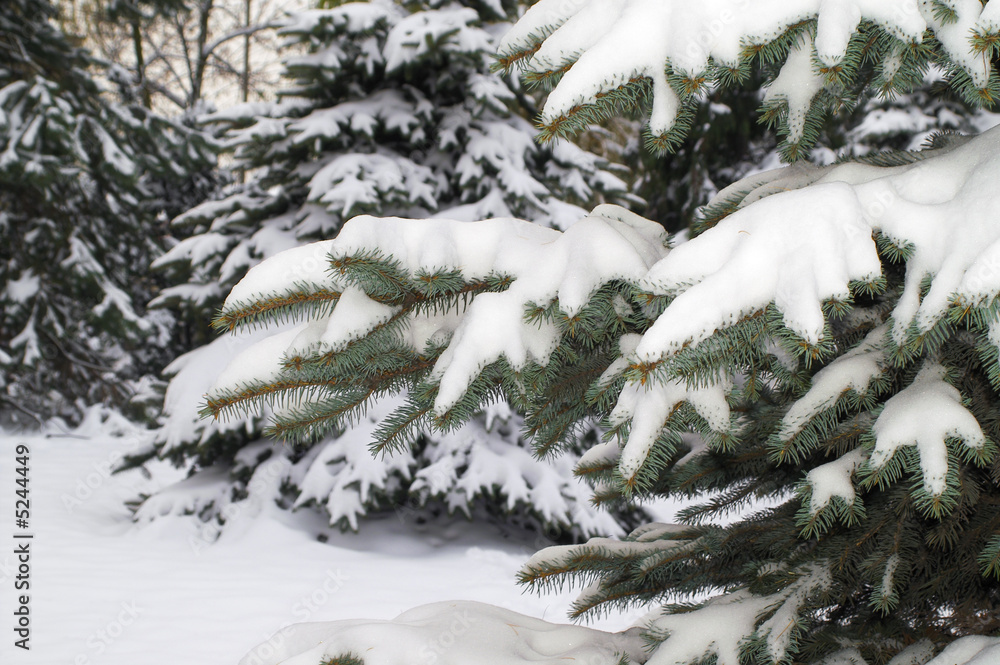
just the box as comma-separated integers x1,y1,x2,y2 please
3,269,40,303
93,122,137,177
156,332,274,453
291,285,400,355
921,0,991,89
384,7,492,72
223,241,338,314
647,589,774,665
805,447,866,512
0,420,643,665
240,600,645,665
1,419,994,665
626,123,1000,361
307,152,439,218
879,553,900,602
498,0,948,138
870,363,985,496
925,636,1000,665
612,378,730,484
777,325,887,443
224,205,666,417
210,325,308,397
643,564,829,665
637,181,881,357
763,33,825,144
888,641,937,665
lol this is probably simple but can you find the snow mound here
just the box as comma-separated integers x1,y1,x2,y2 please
239,600,645,665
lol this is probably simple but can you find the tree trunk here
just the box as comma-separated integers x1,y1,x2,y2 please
241,0,251,103
130,11,151,108
191,0,215,105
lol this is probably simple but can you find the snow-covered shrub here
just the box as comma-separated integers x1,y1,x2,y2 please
215,3,1000,664
132,0,639,539
0,0,217,427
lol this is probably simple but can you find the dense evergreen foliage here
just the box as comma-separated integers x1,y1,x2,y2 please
0,0,216,426
133,0,638,539
206,3,1000,663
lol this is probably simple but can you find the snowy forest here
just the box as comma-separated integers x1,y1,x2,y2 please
3,0,1000,664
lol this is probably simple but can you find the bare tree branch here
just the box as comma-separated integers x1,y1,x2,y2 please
201,21,276,59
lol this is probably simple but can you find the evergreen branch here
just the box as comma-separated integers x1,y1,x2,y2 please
202,377,336,420
214,287,341,332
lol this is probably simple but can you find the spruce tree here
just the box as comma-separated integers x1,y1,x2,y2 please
207,2,1000,663
0,0,216,425
138,0,637,538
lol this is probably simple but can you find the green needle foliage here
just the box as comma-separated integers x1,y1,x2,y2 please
0,0,217,425
202,3,1000,657
134,0,641,541
496,0,1000,162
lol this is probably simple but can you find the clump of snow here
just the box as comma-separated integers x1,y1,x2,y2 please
288,285,400,356
223,241,339,314
238,600,645,665
921,0,991,90
3,269,40,303
612,378,730,483
887,641,937,665
288,397,416,531
306,151,439,218
805,447,866,513
254,204,667,416
280,3,392,37
132,466,231,523
844,126,1000,343
156,331,278,453
431,291,561,415
596,333,643,388
924,636,1000,665
763,33,825,144
879,553,900,600
630,123,1000,361
498,0,944,138
637,181,881,358
522,530,682,574
777,325,887,442
577,440,621,470
210,326,308,398
647,565,830,665
92,121,137,177
384,7,492,71
870,363,985,496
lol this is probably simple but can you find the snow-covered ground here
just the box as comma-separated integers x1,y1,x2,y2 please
0,417,644,665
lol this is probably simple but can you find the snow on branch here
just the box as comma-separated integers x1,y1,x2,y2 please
497,0,999,156
637,125,1000,364
646,563,830,665
207,126,1000,506
862,362,992,516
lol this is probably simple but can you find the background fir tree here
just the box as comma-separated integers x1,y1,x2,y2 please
0,0,217,426
208,2,1000,663
135,0,640,539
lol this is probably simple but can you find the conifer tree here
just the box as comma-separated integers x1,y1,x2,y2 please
210,2,1000,663
137,0,637,538
0,0,216,425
